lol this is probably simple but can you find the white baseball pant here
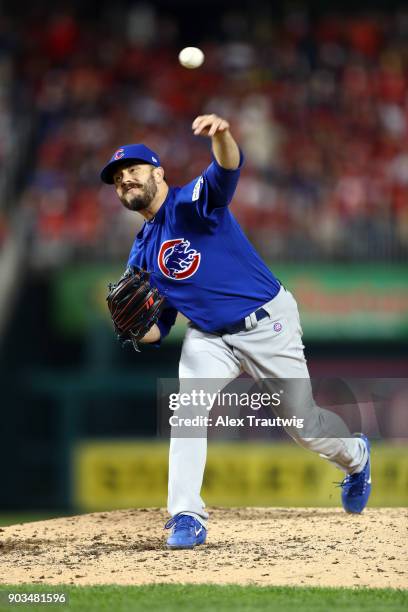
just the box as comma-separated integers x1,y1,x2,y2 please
168,286,368,524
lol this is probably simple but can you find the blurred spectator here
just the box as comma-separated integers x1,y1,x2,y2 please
5,3,408,265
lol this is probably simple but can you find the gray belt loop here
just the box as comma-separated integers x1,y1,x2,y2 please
245,311,258,330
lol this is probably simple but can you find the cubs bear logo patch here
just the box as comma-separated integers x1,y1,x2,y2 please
158,238,201,280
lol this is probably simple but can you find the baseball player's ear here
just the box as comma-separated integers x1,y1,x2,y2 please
154,166,165,183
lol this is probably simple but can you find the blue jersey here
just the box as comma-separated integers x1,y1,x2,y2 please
127,152,280,337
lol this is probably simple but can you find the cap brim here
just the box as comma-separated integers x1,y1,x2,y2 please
100,158,152,184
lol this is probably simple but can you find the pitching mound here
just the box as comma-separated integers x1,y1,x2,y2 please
0,508,406,588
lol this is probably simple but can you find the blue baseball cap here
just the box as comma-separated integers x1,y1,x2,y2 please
100,144,161,184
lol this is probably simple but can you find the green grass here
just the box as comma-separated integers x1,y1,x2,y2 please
0,585,406,612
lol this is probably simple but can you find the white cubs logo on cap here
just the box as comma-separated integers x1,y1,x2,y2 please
152,156,158,163
113,148,125,160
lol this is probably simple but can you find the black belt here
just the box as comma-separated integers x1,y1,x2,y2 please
214,307,269,336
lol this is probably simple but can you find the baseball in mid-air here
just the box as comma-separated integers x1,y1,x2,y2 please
178,47,205,69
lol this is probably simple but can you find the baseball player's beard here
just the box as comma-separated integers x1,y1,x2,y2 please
122,174,158,212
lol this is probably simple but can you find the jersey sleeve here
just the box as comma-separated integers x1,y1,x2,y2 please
202,149,245,212
173,149,244,223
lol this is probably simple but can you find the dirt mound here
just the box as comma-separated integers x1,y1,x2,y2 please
0,508,406,588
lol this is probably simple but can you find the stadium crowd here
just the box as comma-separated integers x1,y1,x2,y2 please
4,4,408,264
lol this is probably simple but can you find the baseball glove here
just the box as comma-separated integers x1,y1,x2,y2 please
106,266,164,352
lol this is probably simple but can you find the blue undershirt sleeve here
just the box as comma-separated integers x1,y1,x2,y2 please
154,304,178,345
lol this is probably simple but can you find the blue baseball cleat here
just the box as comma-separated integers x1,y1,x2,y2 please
340,434,371,514
165,514,207,549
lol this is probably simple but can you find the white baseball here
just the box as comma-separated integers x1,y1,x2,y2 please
178,47,205,69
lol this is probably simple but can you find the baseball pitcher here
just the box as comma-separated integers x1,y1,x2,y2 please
101,114,371,549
